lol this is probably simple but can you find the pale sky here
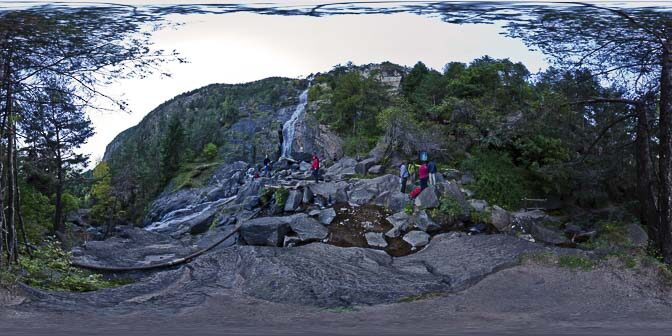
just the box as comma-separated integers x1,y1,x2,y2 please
82,11,548,164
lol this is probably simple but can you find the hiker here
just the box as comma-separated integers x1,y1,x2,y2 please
400,162,410,193
263,155,271,177
407,161,417,185
419,161,429,190
428,160,437,186
311,153,320,183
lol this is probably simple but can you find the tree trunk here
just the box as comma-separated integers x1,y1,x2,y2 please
635,99,660,247
658,43,672,263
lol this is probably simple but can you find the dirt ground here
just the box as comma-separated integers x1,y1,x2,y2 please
2,261,672,336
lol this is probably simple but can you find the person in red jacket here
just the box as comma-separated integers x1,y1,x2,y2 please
311,153,320,183
418,162,429,190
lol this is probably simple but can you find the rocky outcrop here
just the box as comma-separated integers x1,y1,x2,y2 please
348,174,399,206
489,205,512,232
413,210,441,233
318,208,337,225
324,157,357,179
355,157,378,175
284,190,303,212
287,215,328,243
47,233,545,312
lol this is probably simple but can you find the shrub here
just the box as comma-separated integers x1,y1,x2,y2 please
460,150,530,210
558,254,595,270
18,239,128,292
202,143,218,161
274,188,289,209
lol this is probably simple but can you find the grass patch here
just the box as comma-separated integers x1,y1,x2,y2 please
558,254,595,270
274,188,290,209
172,161,223,191
397,291,444,303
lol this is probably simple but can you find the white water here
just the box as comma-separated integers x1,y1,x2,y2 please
281,88,309,159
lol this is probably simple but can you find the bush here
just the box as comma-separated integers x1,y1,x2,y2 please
461,150,530,210
202,143,218,161
18,239,128,292
274,188,289,209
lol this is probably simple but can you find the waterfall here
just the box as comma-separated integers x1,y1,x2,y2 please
281,88,310,159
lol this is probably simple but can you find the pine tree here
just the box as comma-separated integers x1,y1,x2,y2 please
160,116,185,185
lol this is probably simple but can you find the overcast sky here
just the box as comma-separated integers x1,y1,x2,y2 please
79,10,549,164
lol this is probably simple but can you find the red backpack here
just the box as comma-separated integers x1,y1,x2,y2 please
409,187,422,199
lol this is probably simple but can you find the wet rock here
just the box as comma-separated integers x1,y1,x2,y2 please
414,187,439,209
529,223,569,245
318,208,337,225
626,223,648,247
355,157,378,175
403,231,431,248
240,217,291,247
413,210,441,233
490,205,512,232
308,209,321,217
284,190,303,212
243,196,260,211
367,164,383,175
302,187,314,204
288,215,328,243
469,199,489,212
365,232,388,248
145,197,236,237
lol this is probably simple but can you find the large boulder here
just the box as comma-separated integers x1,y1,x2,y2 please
403,231,431,248
413,210,441,233
324,157,357,179
240,217,291,247
364,232,388,248
348,174,399,206
309,181,350,203
385,212,411,238
414,187,439,209
288,215,328,243
384,191,409,213
529,223,569,245
490,205,512,232
355,157,378,175
284,189,303,212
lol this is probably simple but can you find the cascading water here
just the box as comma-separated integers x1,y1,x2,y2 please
281,88,310,159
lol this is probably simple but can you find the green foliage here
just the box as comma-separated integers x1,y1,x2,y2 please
20,184,54,242
470,209,491,224
274,188,289,209
461,150,530,210
403,202,414,215
60,193,80,216
160,115,185,184
436,196,463,220
579,221,632,251
90,162,120,225
201,143,218,161
18,239,127,292
557,254,595,270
